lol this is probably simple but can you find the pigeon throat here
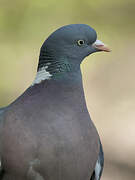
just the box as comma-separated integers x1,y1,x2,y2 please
32,51,81,85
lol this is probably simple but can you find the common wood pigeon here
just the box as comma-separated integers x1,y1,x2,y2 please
0,24,110,180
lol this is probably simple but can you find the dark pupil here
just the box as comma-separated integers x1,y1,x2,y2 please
79,40,84,44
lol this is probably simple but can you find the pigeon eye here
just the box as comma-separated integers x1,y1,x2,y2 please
77,40,85,46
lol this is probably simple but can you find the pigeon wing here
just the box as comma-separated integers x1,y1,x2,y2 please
0,107,6,179
90,140,104,180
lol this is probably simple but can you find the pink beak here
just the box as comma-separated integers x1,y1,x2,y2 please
92,40,111,52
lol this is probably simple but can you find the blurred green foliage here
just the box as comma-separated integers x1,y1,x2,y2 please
0,0,135,106
0,0,135,40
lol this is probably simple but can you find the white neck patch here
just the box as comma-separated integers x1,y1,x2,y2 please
32,66,52,86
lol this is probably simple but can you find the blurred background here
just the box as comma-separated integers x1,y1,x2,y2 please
0,0,135,179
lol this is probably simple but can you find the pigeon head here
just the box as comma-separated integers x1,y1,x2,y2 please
33,24,110,84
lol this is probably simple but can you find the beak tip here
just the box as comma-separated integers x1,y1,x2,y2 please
103,47,111,52
92,39,111,52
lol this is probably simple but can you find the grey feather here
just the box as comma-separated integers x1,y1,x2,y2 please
0,107,6,178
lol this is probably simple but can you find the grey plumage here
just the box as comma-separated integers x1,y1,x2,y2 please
0,107,6,116
0,24,109,180
0,107,6,179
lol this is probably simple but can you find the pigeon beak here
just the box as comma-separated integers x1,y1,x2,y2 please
92,39,111,52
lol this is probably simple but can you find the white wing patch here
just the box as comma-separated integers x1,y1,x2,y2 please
95,160,101,180
0,159,2,175
32,66,52,86
27,159,44,180
0,160,1,170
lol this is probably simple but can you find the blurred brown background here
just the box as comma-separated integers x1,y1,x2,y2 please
0,0,135,179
